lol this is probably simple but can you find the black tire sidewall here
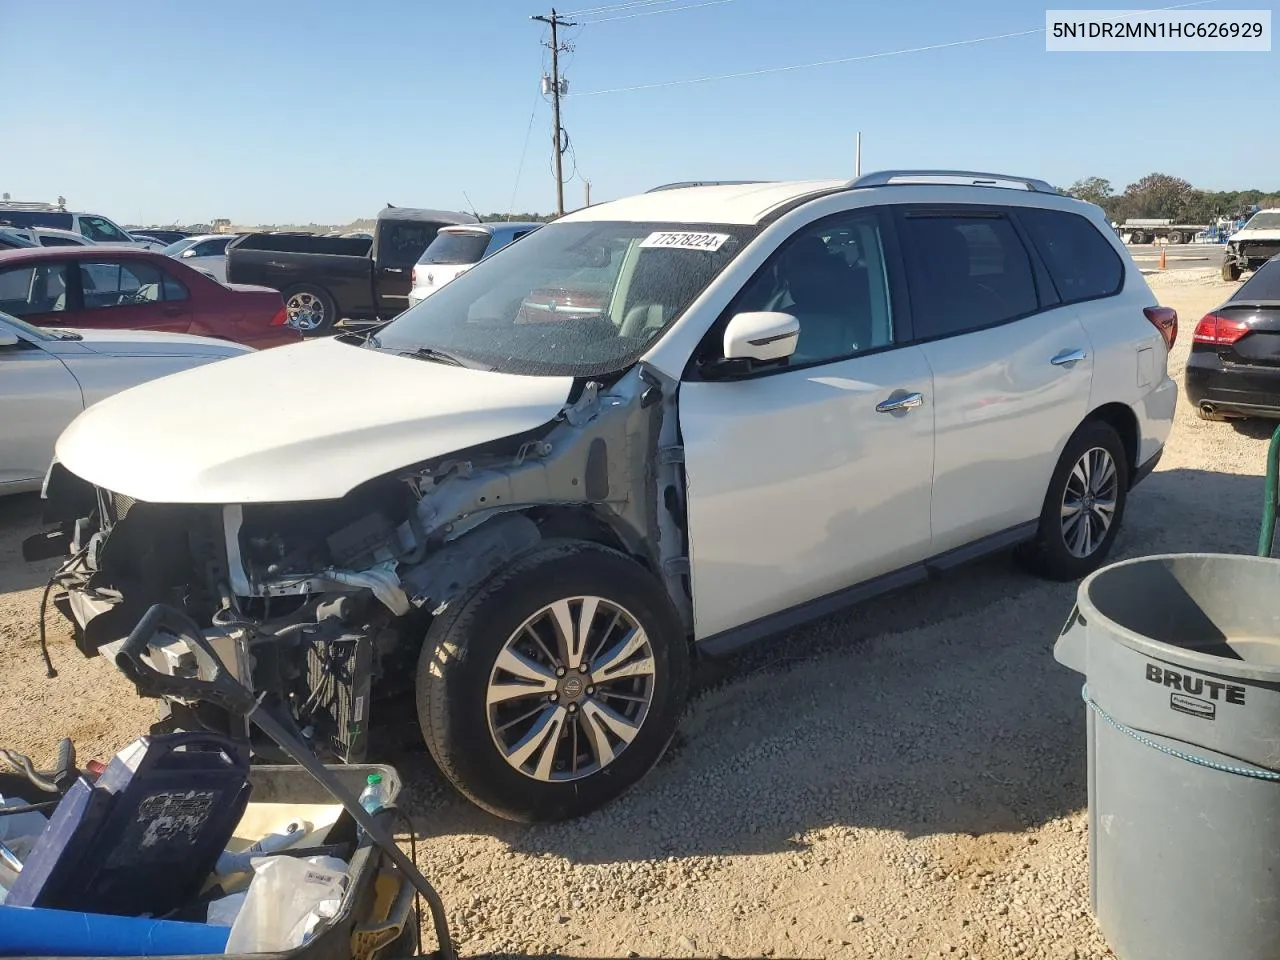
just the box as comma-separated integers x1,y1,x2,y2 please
1028,422,1130,581
285,284,337,335
416,541,690,822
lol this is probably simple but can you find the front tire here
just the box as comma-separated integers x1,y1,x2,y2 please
1020,421,1130,582
416,540,690,822
1223,259,1242,282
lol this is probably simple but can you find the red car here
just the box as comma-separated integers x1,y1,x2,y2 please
0,247,300,349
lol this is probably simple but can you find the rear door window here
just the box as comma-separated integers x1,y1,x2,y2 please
0,263,70,315
78,260,177,308
379,221,443,270
897,211,1040,339
39,235,85,247
1018,207,1124,303
0,211,74,230
420,232,491,265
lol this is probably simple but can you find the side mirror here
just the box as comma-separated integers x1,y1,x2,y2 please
0,331,21,347
723,311,799,362
181,248,197,258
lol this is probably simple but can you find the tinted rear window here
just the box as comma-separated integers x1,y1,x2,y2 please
377,221,445,270
0,211,74,230
898,212,1039,339
419,232,491,265
1019,208,1123,303
1233,258,1280,301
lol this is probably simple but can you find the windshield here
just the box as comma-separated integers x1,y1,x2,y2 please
1243,212,1280,231
162,237,201,256
371,220,752,376
418,231,491,265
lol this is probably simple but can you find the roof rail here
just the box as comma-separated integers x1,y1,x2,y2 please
846,170,1059,194
0,200,65,211
645,180,772,193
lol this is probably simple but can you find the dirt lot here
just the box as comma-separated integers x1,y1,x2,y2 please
0,269,1260,959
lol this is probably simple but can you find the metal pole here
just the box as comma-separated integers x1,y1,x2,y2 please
550,13,565,216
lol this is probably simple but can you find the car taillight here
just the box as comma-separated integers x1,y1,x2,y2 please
269,305,288,327
1192,312,1250,345
1144,305,1178,350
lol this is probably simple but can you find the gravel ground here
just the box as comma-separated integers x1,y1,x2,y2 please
0,267,1259,959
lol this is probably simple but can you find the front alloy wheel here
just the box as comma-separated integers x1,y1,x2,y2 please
417,540,689,822
487,597,655,782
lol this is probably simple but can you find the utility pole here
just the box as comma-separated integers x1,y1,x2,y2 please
584,181,591,207
532,8,575,216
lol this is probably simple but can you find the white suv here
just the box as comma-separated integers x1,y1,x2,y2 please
29,171,1177,822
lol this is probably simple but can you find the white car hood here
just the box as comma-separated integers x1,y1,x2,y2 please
1230,226,1280,242
55,337,575,504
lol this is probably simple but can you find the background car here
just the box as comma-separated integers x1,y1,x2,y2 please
162,233,238,282
407,222,542,306
130,229,194,246
1186,255,1280,420
0,201,165,250
0,247,301,349
0,229,37,251
3,226,95,248
0,309,250,495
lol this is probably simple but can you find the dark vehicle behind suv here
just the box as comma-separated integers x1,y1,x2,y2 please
1186,255,1280,420
226,207,477,333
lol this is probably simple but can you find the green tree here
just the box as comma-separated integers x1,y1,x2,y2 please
1066,176,1113,207
1120,173,1196,220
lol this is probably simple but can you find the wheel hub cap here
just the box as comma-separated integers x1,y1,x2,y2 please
1060,446,1119,559
486,596,656,782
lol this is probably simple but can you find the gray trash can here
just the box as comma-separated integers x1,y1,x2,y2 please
1055,553,1280,960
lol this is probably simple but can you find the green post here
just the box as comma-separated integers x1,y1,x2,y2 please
1257,423,1280,557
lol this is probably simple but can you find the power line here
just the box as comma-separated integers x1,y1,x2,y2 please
507,86,542,219
563,0,682,18
581,0,739,23
576,0,1222,96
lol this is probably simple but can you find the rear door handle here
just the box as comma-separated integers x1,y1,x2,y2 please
1051,348,1087,367
876,392,924,413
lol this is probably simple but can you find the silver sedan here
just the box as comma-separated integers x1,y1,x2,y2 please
0,310,250,495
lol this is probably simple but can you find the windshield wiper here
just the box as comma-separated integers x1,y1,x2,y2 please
403,346,466,367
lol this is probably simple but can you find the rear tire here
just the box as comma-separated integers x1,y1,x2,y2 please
416,540,690,822
1020,421,1130,582
1167,231,1184,245
283,284,338,335
1130,231,1147,245
1223,260,1242,282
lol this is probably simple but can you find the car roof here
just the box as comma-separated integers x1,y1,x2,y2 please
376,207,479,225
559,180,847,226
440,221,543,236
0,245,163,263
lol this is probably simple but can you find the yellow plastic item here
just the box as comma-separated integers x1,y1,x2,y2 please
350,867,416,960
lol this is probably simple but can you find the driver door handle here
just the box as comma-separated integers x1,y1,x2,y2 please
876,392,924,414
1051,348,1087,367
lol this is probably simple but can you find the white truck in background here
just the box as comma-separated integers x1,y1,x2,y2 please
1116,218,1211,245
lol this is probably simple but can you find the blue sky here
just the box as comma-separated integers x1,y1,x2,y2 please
2,0,1275,224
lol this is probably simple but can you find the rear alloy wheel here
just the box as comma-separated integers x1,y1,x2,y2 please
417,540,689,822
283,284,337,334
1020,421,1129,582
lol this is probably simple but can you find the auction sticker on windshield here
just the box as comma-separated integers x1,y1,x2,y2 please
639,231,730,251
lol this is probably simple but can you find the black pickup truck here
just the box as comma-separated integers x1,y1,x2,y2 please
225,207,478,333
